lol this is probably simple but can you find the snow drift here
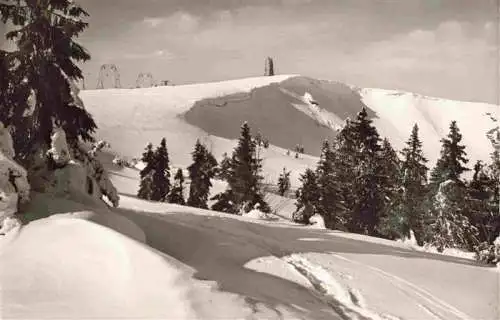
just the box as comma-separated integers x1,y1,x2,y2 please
0,215,196,319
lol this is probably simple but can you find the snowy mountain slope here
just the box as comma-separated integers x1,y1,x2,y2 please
81,75,497,187
183,76,370,156
80,74,296,163
81,75,318,187
358,88,499,167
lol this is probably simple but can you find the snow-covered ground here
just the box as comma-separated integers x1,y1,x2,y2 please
4,164,498,319
2,75,499,319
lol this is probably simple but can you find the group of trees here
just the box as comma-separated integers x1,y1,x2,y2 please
138,139,218,208
138,122,271,214
294,107,499,256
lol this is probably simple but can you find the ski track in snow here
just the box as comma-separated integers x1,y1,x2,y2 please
330,254,474,320
283,254,401,320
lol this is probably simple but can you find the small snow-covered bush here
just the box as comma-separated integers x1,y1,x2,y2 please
475,236,500,265
73,141,119,207
244,208,272,220
309,214,325,229
0,122,30,234
112,156,127,167
47,127,71,167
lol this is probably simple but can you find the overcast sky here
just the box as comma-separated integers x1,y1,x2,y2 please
2,0,499,103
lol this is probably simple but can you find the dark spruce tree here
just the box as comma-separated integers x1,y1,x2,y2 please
137,143,155,200
350,107,385,235
376,137,403,239
0,51,32,160
187,140,218,209
217,152,232,181
167,168,186,205
212,122,270,214
277,167,291,196
0,0,97,159
294,168,319,224
334,118,358,225
315,140,345,229
150,138,170,202
474,143,500,263
488,150,500,240
429,121,469,191
428,121,478,251
397,124,429,244
468,160,499,245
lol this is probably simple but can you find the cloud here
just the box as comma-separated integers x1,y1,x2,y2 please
123,49,175,60
141,11,200,32
281,0,313,5
143,17,164,28
79,1,498,103
339,20,499,102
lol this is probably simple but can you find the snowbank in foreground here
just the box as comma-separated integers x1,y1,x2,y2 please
0,216,196,319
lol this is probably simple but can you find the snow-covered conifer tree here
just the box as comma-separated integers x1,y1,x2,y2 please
349,107,385,235
377,138,403,239
150,138,170,202
394,124,429,244
428,121,477,250
277,167,291,196
334,118,358,225
138,143,155,200
315,140,344,229
212,122,270,214
217,152,232,181
294,168,319,224
167,168,186,205
429,121,469,191
187,140,217,209
0,0,97,158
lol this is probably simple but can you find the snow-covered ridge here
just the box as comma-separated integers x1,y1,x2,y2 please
358,87,498,167
83,74,298,114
